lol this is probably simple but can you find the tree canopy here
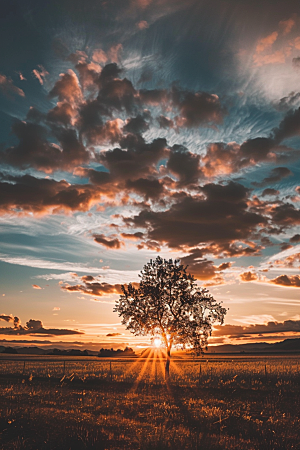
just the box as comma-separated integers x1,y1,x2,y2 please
114,256,227,376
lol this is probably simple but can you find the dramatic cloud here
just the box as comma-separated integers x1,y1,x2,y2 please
171,87,226,128
0,315,82,335
180,249,232,281
125,182,265,249
61,274,140,297
49,70,82,104
0,315,20,328
214,320,300,337
274,107,300,142
262,189,279,197
271,252,300,268
253,167,293,187
240,271,258,282
0,74,25,98
167,145,202,186
290,234,300,243
1,3,300,346
270,203,300,227
157,115,174,129
1,121,90,173
93,234,124,249
270,275,300,287
26,319,43,330
62,280,123,296
0,174,103,215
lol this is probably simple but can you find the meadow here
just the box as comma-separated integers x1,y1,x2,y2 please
0,353,300,450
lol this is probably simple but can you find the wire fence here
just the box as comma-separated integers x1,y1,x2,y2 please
0,356,299,386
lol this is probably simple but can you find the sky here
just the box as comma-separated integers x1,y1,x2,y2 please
0,0,300,351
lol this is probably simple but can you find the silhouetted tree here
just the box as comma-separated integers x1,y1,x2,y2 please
114,256,227,378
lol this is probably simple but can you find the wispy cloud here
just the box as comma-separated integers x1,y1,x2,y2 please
0,253,102,273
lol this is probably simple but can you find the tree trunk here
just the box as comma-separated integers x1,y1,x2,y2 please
165,347,171,379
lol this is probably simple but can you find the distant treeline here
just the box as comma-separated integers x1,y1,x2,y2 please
98,347,136,357
0,346,136,357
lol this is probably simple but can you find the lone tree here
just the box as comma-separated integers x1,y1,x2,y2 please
114,256,227,377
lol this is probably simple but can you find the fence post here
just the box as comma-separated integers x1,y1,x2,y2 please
110,361,113,382
199,363,202,385
22,360,26,375
63,360,66,375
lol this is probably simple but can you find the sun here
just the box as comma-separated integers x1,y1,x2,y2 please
153,337,162,348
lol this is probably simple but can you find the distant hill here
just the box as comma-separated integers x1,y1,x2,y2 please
0,338,300,356
207,338,300,354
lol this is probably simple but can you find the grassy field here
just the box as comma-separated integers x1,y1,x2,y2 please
0,354,300,449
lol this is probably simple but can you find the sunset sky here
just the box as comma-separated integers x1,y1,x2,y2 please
0,0,300,351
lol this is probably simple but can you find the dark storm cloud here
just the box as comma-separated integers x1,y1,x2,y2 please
123,114,150,135
125,178,164,199
125,182,265,249
167,145,202,186
97,69,138,115
214,320,300,337
139,87,226,129
1,120,90,173
270,203,300,226
171,87,226,128
0,173,102,214
0,61,230,183
98,137,168,180
240,137,276,163
75,168,112,186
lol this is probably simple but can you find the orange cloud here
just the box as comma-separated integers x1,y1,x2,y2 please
49,70,82,104
137,20,149,29
255,31,278,54
0,74,25,97
92,49,108,65
239,272,258,282
270,274,300,287
279,18,296,35
32,65,49,85
32,284,42,289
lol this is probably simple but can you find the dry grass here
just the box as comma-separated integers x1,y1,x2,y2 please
0,354,300,449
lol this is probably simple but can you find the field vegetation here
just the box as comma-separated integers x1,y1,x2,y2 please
0,353,299,449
